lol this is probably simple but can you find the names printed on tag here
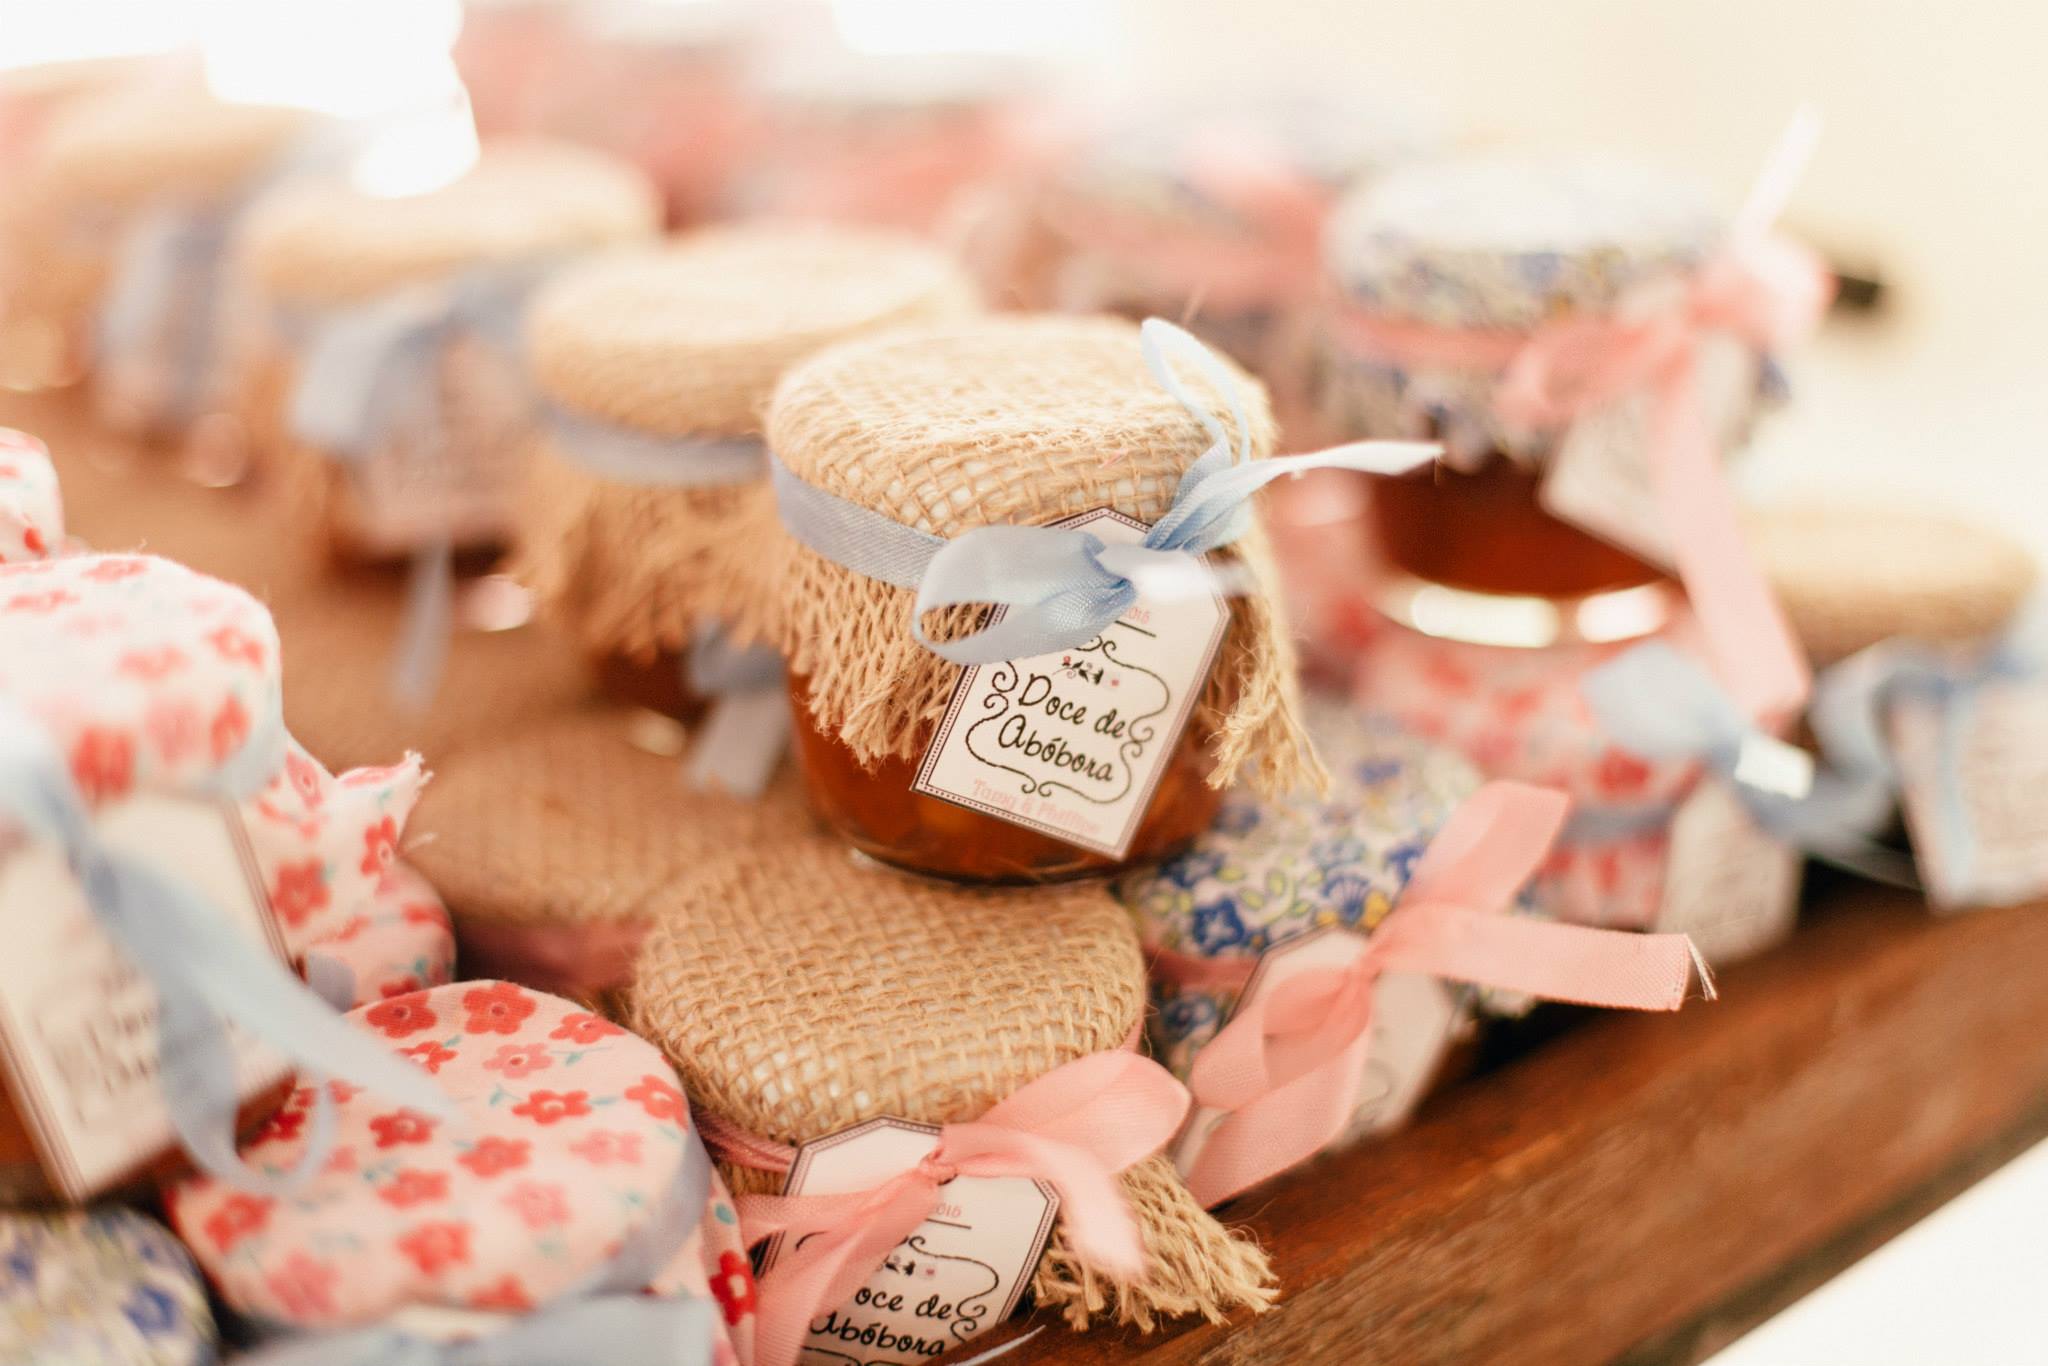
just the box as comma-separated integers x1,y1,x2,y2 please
913,508,1228,860
764,1119,1057,1365
0,796,292,1199
1171,927,1463,1183
1539,335,1758,568
1658,780,1803,966
1893,679,2048,909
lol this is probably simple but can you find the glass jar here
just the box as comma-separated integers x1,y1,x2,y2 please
520,225,980,720
235,141,661,572
765,314,1314,883
1318,153,1772,604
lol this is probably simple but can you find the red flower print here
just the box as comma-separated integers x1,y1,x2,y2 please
395,1221,471,1276
1594,748,1654,798
286,750,325,806
145,701,203,764
568,1130,642,1166
117,646,187,680
20,526,44,556
482,1042,552,1080
376,974,421,998
328,915,370,943
510,1090,589,1126
624,1074,686,1122
378,1168,449,1209
202,1193,274,1254
341,761,407,789
359,816,400,879
323,1144,358,1175
364,992,437,1040
252,1105,307,1146
549,1012,623,1045
209,695,250,762
712,1251,758,1325
206,624,266,667
368,1108,438,1149
461,982,535,1036
401,901,448,928
265,1252,338,1321
456,1136,530,1178
502,1180,569,1229
327,1080,361,1104
81,557,146,582
269,860,329,929
68,728,134,803
6,588,76,612
469,1275,533,1313
399,1040,456,1074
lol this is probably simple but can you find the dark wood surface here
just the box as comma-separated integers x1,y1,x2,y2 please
16,392,2048,1366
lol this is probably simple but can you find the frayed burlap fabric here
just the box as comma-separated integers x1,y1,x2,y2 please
764,313,1318,797
628,835,1276,1330
517,226,980,661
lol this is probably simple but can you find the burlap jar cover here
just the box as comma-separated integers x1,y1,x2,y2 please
2,74,309,409
626,832,1276,1353
233,140,661,561
762,315,1318,832
519,224,980,674
406,711,818,1001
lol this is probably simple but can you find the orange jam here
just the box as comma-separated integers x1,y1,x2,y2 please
786,672,1223,884
592,650,709,724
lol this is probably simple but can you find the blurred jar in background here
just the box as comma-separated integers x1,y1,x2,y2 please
547,0,762,227
1038,91,1436,442
450,0,581,138
232,141,660,574
734,50,1042,242
0,69,308,418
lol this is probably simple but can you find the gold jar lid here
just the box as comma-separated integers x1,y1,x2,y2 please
31,77,310,210
240,139,661,309
525,224,979,438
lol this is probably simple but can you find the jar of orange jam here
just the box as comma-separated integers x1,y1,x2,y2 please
764,315,1318,883
1317,154,1782,636
519,225,979,722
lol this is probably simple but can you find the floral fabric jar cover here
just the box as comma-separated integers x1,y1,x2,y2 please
0,1207,215,1365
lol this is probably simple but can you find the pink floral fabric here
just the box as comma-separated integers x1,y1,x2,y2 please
243,742,455,1007
0,428,62,565
1353,612,1707,930
0,553,285,806
163,982,754,1362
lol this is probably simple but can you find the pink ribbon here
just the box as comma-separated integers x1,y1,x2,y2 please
1169,781,1707,1207
722,1051,1189,1366
1334,127,1835,724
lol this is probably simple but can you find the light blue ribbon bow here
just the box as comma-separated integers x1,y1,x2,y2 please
682,623,790,798
0,697,451,1195
1807,606,2047,899
96,205,238,428
772,317,1439,667
1581,641,1913,883
287,262,552,712
240,1123,718,1366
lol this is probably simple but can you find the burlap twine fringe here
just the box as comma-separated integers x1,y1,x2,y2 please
627,836,1277,1328
757,314,1324,799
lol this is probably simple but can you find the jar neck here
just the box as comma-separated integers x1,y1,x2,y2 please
1372,570,1679,649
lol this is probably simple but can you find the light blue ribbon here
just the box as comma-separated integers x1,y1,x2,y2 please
1582,641,1914,885
96,205,238,427
240,1124,717,1366
1807,606,2047,897
0,697,452,1195
771,317,1439,666
681,623,790,799
286,262,553,712
546,407,768,487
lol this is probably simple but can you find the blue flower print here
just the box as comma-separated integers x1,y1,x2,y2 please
121,1284,180,1337
1164,848,1226,892
1321,873,1377,927
1384,838,1426,886
1211,796,1262,839
1189,896,1250,953
1348,758,1403,791
1307,834,1367,872
1160,992,1221,1042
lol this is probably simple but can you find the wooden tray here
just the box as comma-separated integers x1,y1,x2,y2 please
18,392,2048,1366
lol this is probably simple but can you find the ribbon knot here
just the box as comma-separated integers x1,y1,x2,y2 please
1173,780,1705,1208
733,1050,1190,1366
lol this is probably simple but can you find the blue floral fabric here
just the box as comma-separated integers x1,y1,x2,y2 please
1,1208,215,1365
1117,707,1483,1080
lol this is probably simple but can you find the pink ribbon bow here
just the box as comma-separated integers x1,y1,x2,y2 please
1336,118,1834,724
1174,781,1707,1208
733,1051,1191,1366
